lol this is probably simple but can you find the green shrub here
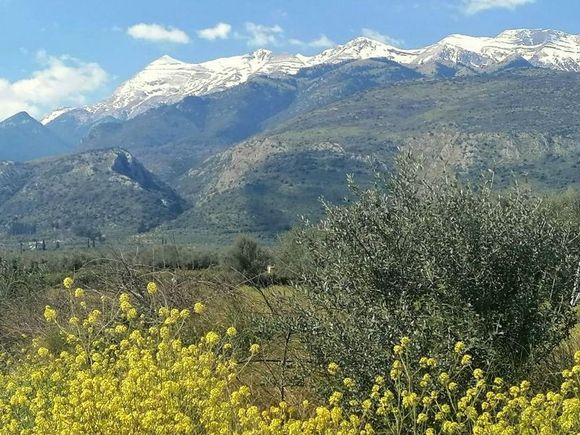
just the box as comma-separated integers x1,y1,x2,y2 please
222,236,271,285
291,156,580,390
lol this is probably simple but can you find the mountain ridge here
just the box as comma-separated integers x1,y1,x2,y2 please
40,28,580,125
162,67,580,242
0,112,72,161
3,66,580,243
0,148,185,239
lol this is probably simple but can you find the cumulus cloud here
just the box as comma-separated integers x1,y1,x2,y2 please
463,0,535,14
361,28,404,47
0,52,108,121
127,23,190,44
197,22,232,41
243,22,284,46
289,34,335,49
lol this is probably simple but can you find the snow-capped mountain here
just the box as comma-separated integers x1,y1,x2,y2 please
42,28,580,124
310,37,420,66
82,50,313,120
413,29,580,70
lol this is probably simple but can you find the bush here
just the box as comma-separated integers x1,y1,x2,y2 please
291,156,580,388
222,236,272,284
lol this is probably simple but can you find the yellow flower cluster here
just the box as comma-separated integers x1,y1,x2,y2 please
146,281,158,295
0,279,578,434
0,286,363,434
63,276,74,289
328,338,580,434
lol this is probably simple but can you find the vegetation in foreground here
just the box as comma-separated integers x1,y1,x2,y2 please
0,158,579,433
0,278,578,434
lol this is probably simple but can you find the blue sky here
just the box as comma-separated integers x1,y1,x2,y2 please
0,0,578,120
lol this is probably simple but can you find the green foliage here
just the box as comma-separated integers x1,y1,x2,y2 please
73,224,103,241
222,236,272,284
291,156,580,390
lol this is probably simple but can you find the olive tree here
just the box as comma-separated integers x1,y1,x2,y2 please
290,156,580,386
222,236,271,285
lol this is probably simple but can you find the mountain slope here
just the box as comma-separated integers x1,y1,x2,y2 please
168,68,580,242
0,149,185,239
0,112,71,161
43,108,119,148
79,58,420,179
0,161,31,205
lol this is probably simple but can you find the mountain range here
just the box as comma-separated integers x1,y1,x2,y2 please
2,28,580,244
39,29,580,125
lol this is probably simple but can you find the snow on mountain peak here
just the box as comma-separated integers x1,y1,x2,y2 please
310,36,419,66
41,107,74,125
43,28,580,124
496,29,566,46
348,36,394,48
415,29,580,70
250,48,273,60
147,55,185,67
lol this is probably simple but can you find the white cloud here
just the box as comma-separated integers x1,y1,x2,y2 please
289,34,335,49
197,22,232,41
307,35,335,48
361,28,404,47
243,22,284,46
463,0,535,14
238,23,333,49
127,23,190,44
0,52,108,121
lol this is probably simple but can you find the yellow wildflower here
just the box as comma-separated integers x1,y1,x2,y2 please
461,354,472,366
194,302,205,314
343,378,356,389
146,281,158,295
205,331,220,345
328,362,340,375
43,306,57,322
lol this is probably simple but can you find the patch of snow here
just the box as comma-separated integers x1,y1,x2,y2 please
41,107,74,125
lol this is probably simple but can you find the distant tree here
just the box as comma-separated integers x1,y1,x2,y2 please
73,225,103,248
8,222,36,236
222,236,271,284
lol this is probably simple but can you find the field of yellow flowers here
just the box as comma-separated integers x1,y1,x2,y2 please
0,278,578,434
